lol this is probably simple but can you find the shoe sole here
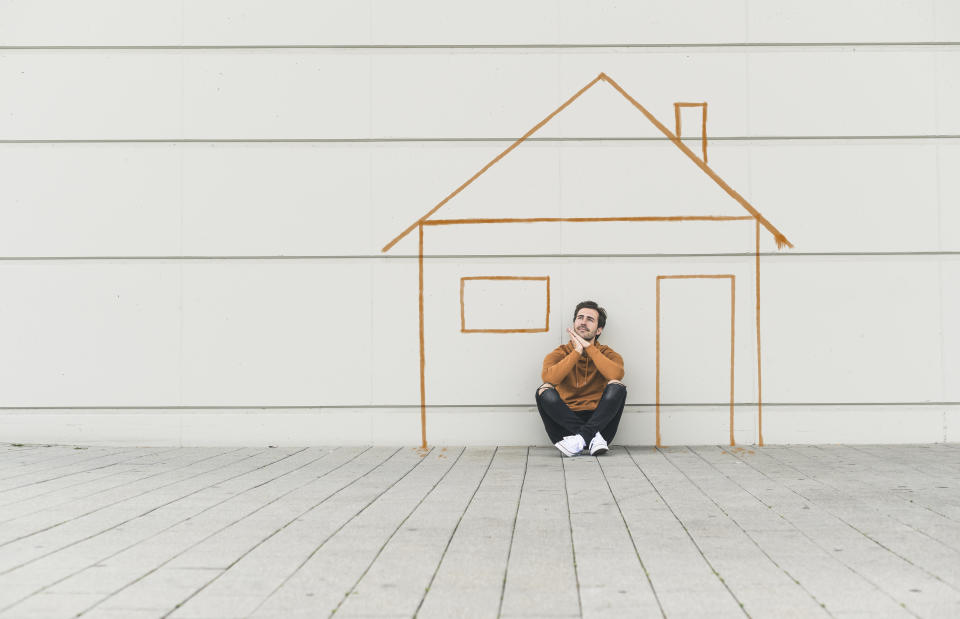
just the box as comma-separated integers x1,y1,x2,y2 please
555,444,580,457
590,445,609,456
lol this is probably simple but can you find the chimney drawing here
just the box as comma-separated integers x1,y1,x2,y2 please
674,102,708,163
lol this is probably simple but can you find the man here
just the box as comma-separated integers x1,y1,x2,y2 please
536,300,627,456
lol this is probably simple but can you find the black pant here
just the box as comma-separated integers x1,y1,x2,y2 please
535,383,627,445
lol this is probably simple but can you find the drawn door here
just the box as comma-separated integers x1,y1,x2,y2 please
656,275,735,446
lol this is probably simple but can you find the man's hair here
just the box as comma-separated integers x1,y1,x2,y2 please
573,300,607,340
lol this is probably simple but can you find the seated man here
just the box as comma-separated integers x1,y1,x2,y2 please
536,300,627,456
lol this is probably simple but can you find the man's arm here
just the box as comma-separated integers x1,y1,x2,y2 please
585,346,624,381
542,346,579,384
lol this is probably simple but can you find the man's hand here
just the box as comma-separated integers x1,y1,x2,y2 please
567,328,591,354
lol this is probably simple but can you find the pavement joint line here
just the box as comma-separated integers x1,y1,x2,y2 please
332,447,468,616
625,446,749,616
664,447,829,614
596,451,666,618
496,445,530,619
218,447,414,618
412,446,498,617
0,447,271,571
69,447,357,618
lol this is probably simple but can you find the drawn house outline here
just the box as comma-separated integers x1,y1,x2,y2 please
382,72,792,449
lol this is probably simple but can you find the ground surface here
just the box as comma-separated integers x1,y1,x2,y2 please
0,443,958,618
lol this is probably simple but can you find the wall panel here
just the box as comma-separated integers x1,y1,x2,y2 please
2,49,952,140
0,1,182,46
0,256,943,410
0,53,183,140
938,51,960,133
180,260,372,405
0,144,182,257
747,1,938,43
183,1,372,46
372,0,560,45
747,50,938,137
181,144,371,256
4,1,953,46
557,0,747,45
0,262,181,406
942,258,960,402
2,141,951,257
762,257,944,404
370,259,420,406
182,53,371,139
940,144,960,250
748,141,944,254
934,1,960,40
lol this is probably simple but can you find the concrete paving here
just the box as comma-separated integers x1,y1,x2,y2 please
0,443,958,618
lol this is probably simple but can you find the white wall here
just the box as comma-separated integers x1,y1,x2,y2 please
1,1,957,446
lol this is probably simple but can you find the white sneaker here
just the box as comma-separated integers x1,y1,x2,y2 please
554,434,586,457
589,432,608,456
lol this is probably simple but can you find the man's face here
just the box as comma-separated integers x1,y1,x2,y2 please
574,308,602,342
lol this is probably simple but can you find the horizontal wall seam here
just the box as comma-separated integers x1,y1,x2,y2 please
1,403,957,410
1,42,958,51
2,136,960,144
1,252,958,261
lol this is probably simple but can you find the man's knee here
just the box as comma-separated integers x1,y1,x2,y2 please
603,380,627,399
537,383,555,397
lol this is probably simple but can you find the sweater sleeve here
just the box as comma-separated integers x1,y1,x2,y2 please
585,345,625,381
541,346,579,384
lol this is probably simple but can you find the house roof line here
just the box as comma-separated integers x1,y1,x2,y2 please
382,72,793,253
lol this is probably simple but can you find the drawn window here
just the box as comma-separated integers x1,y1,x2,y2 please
460,276,550,333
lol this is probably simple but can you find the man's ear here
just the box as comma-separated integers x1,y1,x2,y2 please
595,326,603,337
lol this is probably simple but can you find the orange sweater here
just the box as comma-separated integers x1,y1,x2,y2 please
541,343,625,411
